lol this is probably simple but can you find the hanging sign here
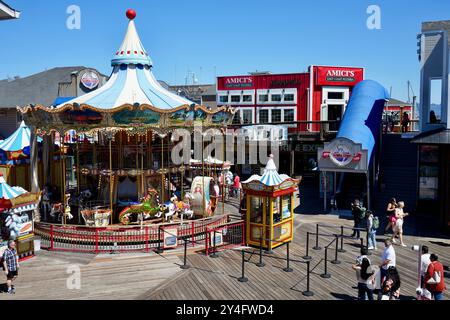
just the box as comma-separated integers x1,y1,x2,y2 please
80,71,100,90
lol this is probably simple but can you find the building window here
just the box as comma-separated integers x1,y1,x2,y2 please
272,109,282,123
327,92,344,100
259,109,269,124
429,79,442,123
284,109,295,122
271,94,282,102
284,94,294,102
231,95,240,103
243,109,253,124
259,94,269,102
232,112,242,124
243,95,252,102
219,95,228,103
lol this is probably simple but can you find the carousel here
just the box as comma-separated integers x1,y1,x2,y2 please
18,9,234,234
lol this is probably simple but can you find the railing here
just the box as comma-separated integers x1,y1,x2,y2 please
205,220,245,256
35,214,229,253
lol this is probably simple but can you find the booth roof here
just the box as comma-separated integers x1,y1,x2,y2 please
242,157,293,187
0,173,27,200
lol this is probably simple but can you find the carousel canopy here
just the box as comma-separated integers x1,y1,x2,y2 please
55,11,195,111
0,173,27,200
0,121,30,152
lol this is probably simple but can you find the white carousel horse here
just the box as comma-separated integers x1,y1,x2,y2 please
155,195,178,222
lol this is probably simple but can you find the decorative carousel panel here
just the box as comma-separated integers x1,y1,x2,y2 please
112,108,161,125
168,109,207,127
59,109,103,125
211,111,232,125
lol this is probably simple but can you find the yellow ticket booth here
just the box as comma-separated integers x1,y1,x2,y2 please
242,156,300,251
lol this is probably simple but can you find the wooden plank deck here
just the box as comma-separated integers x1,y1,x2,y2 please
139,214,450,300
1,214,448,300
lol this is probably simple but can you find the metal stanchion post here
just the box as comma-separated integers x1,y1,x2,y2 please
238,250,248,283
302,260,314,297
313,224,321,250
210,230,219,258
320,247,331,278
155,225,163,254
303,232,312,260
360,237,364,249
256,236,265,267
283,242,293,272
180,239,190,269
331,235,341,264
338,226,346,253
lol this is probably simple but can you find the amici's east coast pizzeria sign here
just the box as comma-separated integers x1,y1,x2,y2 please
315,66,364,86
317,137,368,172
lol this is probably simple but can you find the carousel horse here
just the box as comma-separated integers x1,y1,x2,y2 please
118,189,161,225
176,193,194,220
49,194,73,223
155,195,178,222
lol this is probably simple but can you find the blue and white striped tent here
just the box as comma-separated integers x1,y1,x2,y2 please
56,13,195,110
0,121,30,153
0,173,27,200
243,156,292,187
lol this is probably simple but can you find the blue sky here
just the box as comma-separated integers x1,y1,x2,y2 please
1,0,450,102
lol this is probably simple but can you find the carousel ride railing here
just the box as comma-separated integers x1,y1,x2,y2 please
34,214,230,253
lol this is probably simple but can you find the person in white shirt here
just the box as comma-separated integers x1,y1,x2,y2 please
420,245,431,288
391,201,409,247
380,239,396,284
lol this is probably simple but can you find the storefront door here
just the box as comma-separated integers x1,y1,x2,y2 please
327,104,343,131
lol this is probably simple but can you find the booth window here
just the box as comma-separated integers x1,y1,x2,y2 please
284,109,295,122
272,109,282,123
231,95,240,103
249,196,264,223
243,95,252,102
219,95,228,103
282,195,291,220
271,94,282,102
259,109,269,123
284,94,295,102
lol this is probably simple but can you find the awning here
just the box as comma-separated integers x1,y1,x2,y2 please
411,129,450,145
0,1,20,20
52,96,76,106
7,203,38,214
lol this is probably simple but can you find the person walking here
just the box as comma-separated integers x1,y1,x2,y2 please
401,112,410,133
425,254,446,300
2,240,19,295
384,198,397,235
233,173,241,199
350,199,365,239
391,201,408,247
352,246,375,300
366,210,378,250
380,239,396,286
420,245,431,288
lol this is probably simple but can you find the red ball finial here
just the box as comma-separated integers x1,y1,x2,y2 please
126,9,136,20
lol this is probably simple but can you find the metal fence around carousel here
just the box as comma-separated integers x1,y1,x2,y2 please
205,220,245,256
35,214,230,253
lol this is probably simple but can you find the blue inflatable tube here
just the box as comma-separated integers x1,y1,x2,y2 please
336,80,389,163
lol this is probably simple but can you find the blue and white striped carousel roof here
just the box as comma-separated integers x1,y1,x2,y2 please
0,174,27,200
56,11,195,110
243,156,292,187
0,121,30,152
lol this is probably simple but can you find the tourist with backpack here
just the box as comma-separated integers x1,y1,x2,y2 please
350,199,366,239
366,210,378,251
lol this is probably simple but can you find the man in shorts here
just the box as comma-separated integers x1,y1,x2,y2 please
2,240,19,294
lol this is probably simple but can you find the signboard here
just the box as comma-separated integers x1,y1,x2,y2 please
218,76,254,90
318,137,368,173
209,230,224,247
19,221,33,237
80,71,100,90
163,227,178,249
315,66,363,86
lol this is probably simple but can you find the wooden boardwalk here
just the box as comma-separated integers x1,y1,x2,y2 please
140,214,450,300
1,214,449,300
